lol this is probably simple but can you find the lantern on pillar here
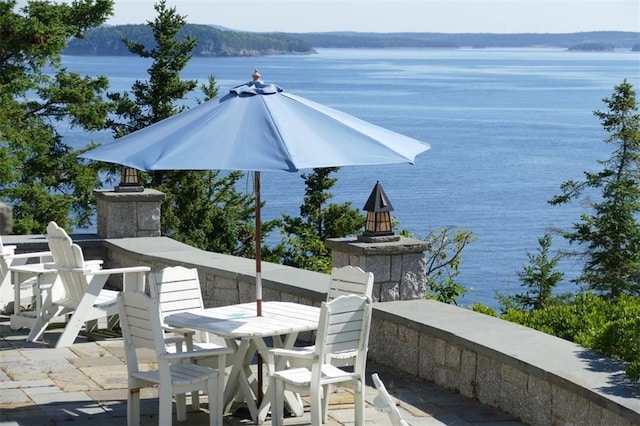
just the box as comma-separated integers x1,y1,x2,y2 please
115,166,144,192
359,181,399,242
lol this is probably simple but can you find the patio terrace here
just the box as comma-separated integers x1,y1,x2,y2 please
0,314,523,425
2,233,640,425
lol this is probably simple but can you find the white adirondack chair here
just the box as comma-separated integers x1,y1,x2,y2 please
117,291,232,426
27,221,150,348
265,294,373,426
372,373,411,426
0,235,53,314
149,266,232,408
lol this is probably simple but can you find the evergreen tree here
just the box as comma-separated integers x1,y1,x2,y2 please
499,234,564,311
550,80,640,298
107,0,255,255
0,0,114,233
269,168,364,272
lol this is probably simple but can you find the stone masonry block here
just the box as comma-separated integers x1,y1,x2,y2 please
238,281,255,303
398,324,418,347
434,338,446,367
211,287,239,307
551,385,581,426
585,401,603,426
137,203,160,230
401,271,425,300
433,366,448,389
475,354,500,407
444,343,461,370
601,407,632,426
331,251,349,268
418,335,436,381
501,364,527,390
212,275,237,289
364,255,391,282
262,287,280,301
525,374,551,426
390,254,403,281
379,281,399,302
459,349,477,398
371,281,381,301
394,341,419,376
349,255,365,269
280,292,300,303
500,378,528,423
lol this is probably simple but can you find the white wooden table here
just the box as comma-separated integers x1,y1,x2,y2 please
9,263,59,331
164,301,321,424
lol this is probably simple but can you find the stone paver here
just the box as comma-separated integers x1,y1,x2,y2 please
0,315,526,425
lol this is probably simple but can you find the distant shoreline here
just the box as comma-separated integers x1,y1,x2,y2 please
66,26,640,56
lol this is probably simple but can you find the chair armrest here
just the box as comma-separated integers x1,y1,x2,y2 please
88,266,151,276
161,346,233,361
5,250,52,261
163,326,196,338
267,347,316,360
0,245,17,256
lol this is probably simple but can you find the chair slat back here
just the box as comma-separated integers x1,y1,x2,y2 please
315,294,372,368
118,291,165,370
327,266,374,301
149,266,205,321
46,221,88,303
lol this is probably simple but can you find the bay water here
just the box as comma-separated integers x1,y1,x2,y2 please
60,47,640,308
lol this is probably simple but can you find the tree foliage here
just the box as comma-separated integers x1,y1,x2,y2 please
0,0,114,233
106,0,255,255
422,226,475,304
550,80,640,298
497,234,565,311
65,23,314,56
265,168,365,272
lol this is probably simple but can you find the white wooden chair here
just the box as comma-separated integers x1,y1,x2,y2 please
117,291,232,426
327,265,374,302
27,221,150,348
0,235,53,314
265,294,373,426
291,266,374,368
372,373,411,426
149,266,221,350
148,266,232,408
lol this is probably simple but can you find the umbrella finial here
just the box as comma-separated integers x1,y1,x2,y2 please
252,69,262,82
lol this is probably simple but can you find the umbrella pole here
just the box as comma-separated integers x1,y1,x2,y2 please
254,171,265,406
255,171,262,317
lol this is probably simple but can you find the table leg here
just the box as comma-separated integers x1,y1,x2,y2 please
255,332,304,424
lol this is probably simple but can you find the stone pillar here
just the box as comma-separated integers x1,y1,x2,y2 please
325,236,430,302
94,189,165,238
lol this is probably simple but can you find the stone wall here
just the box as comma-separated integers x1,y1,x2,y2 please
370,300,640,426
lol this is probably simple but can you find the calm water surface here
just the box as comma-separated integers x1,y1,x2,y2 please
61,47,640,308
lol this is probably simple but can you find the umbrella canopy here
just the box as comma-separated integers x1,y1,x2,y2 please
81,80,429,172
80,74,431,316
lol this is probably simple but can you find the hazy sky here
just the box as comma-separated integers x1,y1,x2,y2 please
102,0,640,33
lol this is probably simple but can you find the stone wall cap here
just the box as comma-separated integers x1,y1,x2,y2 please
325,236,430,255
93,188,166,201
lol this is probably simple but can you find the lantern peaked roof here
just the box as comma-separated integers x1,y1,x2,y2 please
363,181,394,212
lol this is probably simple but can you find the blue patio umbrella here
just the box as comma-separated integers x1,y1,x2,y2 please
80,72,431,317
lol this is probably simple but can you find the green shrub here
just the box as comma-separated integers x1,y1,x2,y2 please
501,292,640,380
